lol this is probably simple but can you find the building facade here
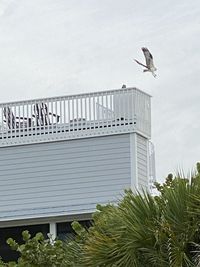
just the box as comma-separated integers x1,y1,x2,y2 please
0,87,155,261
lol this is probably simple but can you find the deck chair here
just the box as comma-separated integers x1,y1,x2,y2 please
3,107,32,129
33,102,60,126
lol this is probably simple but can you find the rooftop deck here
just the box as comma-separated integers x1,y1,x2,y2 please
0,88,151,147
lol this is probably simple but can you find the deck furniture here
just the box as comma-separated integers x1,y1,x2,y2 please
33,102,60,126
3,107,32,130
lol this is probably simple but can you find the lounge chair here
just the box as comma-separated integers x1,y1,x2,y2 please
33,103,60,126
3,107,32,129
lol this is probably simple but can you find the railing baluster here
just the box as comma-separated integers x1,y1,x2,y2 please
114,92,116,124
51,99,53,130
80,97,83,131
101,94,104,127
22,103,24,137
76,97,78,132
110,94,113,131
59,98,61,127
97,95,100,128
34,100,37,136
46,99,49,135
68,98,70,132
93,95,95,123
63,98,66,133
127,90,130,127
5,105,8,140
18,105,20,138
106,93,108,128
30,102,32,136
26,102,29,134
85,97,87,123
123,88,125,125
0,106,3,140
72,97,74,133
55,100,57,134
89,96,91,129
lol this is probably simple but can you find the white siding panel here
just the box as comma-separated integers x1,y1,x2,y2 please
0,134,131,221
137,134,148,190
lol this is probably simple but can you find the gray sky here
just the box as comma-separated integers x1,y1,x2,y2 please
0,0,200,182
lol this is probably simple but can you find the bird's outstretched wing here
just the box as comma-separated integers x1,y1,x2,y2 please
142,47,155,69
134,59,148,69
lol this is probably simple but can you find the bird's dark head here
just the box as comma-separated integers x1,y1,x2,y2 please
142,47,148,52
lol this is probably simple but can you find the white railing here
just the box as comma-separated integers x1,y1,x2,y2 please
0,88,151,147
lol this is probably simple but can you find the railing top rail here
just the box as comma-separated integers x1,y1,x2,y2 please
0,87,151,106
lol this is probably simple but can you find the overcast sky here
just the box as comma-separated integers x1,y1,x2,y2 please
0,0,199,182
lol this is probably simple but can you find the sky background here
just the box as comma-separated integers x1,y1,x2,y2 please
0,0,199,182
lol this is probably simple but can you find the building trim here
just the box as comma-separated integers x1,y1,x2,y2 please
0,213,92,228
130,133,138,191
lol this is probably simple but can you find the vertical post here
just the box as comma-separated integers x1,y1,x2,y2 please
106,93,108,128
148,141,156,193
22,103,24,137
80,97,83,130
130,133,138,191
72,97,74,132
89,96,91,129
76,97,78,122
0,106,3,139
26,103,29,131
49,222,57,240
147,140,150,192
47,100,50,134
51,100,53,132
60,98,62,125
85,97,87,122
110,93,113,130
127,90,130,127
18,105,21,138
93,95,95,122
68,98,70,132
97,95,100,127
55,100,58,134
63,98,66,132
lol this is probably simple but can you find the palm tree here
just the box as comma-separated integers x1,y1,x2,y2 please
69,163,200,267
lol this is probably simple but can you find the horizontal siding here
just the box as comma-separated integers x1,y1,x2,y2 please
0,134,131,221
137,134,148,191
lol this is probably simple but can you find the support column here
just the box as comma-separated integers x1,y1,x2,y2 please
49,222,57,240
130,132,138,191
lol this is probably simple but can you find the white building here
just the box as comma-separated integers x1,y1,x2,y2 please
0,87,155,261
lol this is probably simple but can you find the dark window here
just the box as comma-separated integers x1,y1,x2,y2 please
0,224,49,262
57,220,91,241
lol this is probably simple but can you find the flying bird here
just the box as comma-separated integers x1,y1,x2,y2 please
134,47,157,77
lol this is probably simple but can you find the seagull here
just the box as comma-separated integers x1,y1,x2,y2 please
134,47,157,77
